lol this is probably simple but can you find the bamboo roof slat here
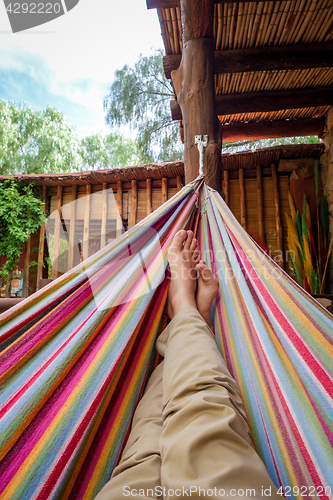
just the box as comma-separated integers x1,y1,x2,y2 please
285,0,302,45
226,4,232,48
158,10,171,54
230,3,238,49
294,0,316,43
216,3,223,50
251,2,264,47
170,7,180,54
318,6,333,42
222,3,229,50
157,0,333,126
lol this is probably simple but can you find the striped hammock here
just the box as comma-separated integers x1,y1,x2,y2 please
0,178,332,500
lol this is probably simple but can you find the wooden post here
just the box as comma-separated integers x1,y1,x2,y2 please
4,273,12,298
223,170,229,206
176,175,182,190
22,236,31,298
52,185,63,279
37,185,47,290
271,164,283,267
101,182,108,248
256,165,265,243
239,168,246,229
162,177,168,203
146,178,152,215
68,184,77,270
131,180,138,227
116,181,123,236
83,185,91,261
171,0,222,193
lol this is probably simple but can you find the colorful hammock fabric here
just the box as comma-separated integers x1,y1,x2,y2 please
0,178,332,500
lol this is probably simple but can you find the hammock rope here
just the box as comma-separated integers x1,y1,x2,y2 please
0,179,332,500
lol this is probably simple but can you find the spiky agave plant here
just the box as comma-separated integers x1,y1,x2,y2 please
286,162,331,294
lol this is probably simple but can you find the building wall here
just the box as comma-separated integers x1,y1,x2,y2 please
42,169,290,291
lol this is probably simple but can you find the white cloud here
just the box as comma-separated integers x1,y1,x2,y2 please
0,0,164,137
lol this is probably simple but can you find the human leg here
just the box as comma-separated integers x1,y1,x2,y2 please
95,362,163,500
158,231,279,500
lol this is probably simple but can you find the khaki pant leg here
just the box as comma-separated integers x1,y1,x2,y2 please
157,307,279,500
95,362,163,500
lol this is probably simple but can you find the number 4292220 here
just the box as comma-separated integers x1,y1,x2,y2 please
6,3,61,14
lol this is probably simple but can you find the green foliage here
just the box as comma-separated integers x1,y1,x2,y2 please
0,100,150,174
104,50,183,163
0,101,80,175
0,179,46,278
78,133,148,170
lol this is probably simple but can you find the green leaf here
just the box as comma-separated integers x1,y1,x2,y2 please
0,179,46,278
103,50,183,162
290,254,304,288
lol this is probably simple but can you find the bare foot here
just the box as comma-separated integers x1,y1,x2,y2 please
166,230,200,319
195,261,219,329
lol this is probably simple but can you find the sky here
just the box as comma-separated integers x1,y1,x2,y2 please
0,0,164,137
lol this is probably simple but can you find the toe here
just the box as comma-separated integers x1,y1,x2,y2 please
170,230,188,253
192,248,201,263
196,260,207,271
184,230,194,251
190,237,197,253
196,262,214,281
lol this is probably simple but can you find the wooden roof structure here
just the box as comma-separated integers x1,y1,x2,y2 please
147,0,333,142
0,142,323,186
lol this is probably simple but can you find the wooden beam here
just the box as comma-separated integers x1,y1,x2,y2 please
147,0,249,8
37,185,47,290
239,168,246,229
101,182,108,249
171,86,333,120
116,181,123,236
278,158,316,172
131,180,138,227
271,164,283,267
176,175,182,190
22,237,31,298
163,43,333,79
162,177,168,203
172,0,222,193
223,170,229,206
222,118,325,143
83,185,91,261
256,165,265,243
146,178,152,216
52,185,63,279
